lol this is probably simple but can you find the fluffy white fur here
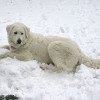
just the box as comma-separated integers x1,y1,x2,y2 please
0,22,100,73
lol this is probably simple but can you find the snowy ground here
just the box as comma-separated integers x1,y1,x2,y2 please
0,0,100,100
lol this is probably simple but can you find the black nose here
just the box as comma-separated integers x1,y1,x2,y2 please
17,39,21,44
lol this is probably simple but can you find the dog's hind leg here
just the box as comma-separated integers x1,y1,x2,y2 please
46,41,79,73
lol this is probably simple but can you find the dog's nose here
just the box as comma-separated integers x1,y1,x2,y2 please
17,39,21,44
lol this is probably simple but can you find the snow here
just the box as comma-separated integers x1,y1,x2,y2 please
0,0,100,100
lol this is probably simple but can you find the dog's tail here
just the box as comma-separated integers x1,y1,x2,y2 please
80,53,100,68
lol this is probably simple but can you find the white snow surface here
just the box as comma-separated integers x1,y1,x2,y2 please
0,0,100,100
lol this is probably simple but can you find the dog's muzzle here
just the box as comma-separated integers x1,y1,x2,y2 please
17,38,21,44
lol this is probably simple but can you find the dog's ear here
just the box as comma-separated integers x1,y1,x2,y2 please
6,25,11,34
6,24,14,34
24,26,30,38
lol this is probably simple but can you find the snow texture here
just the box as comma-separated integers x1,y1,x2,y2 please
0,0,100,100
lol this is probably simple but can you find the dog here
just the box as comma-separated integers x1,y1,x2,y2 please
0,22,100,73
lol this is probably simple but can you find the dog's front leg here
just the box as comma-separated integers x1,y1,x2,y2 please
0,52,14,60
1,45,10,50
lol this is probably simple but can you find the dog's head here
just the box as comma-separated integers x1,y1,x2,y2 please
6,22,30,48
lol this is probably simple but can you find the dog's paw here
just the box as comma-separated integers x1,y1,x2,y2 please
40,63,47,70
0,55,3,60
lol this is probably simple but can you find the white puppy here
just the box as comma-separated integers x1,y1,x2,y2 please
0,22,100,73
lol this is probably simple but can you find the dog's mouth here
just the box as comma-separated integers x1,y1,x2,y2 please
10,40,27,48
10,40,22,47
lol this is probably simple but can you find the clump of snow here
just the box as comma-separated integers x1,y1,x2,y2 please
0,0,100,100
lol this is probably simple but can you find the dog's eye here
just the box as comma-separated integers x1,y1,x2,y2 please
14,32,17,34
21,33,23,35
